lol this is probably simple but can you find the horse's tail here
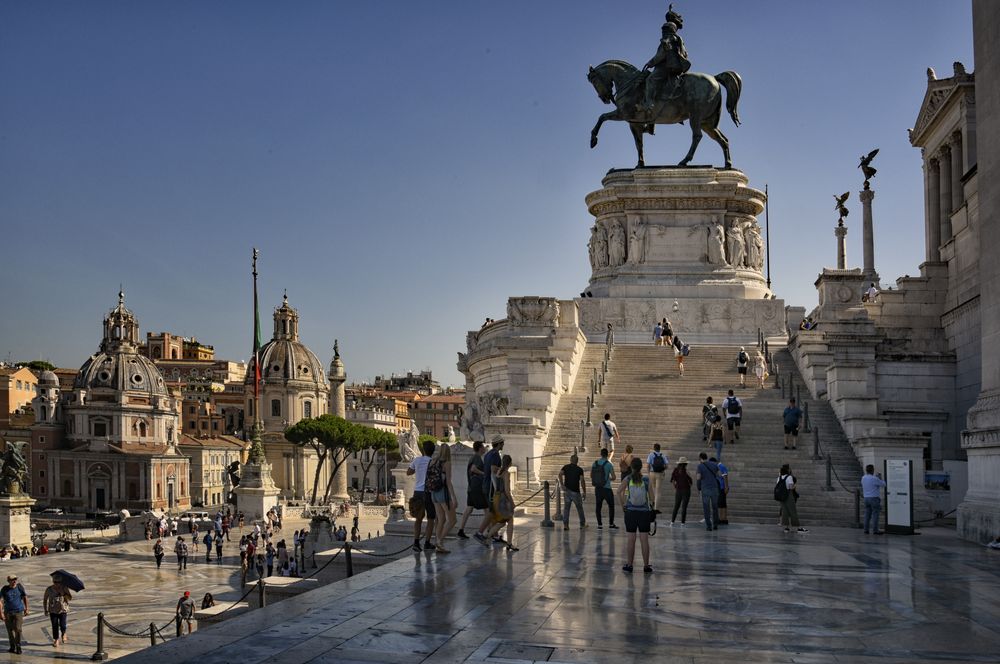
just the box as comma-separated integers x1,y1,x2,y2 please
716,71,742,127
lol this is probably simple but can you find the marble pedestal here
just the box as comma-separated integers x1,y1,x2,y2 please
580,167,786,344
234,462,280,522
0,495,35,548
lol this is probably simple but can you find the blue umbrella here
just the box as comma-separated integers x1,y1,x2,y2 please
50,570,84,592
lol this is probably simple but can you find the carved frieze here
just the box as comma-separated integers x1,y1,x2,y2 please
507,297,560,327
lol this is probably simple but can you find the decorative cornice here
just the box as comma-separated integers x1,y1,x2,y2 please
589,197,762,217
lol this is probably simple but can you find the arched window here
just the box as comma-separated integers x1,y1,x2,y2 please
137,420,147,437
152,347,161,359
271,399,281,417
303,401,312,418
170,349,178,359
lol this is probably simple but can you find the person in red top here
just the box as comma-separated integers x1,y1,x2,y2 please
669,456,693,526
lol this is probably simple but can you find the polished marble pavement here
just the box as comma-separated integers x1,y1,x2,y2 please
118,520,1000,664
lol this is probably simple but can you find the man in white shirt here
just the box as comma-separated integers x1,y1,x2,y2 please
598,413,621,459
406,441,436,552
865,283,879,302
645,444,669,509
861,464,886,535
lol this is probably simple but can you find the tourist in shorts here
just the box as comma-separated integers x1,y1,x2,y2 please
598,413,621,459
429,443,457,554
736,346,749,387
618,457,653,573
722,389,742,443
559,454,587,530
456,441,487,539
406,440,437,552
673,336,685,376
175,591,195,635
783,398,802,450
662,318,673,346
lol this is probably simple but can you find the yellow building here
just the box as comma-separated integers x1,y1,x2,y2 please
0,366,38,428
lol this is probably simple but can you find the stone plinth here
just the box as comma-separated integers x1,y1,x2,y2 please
235,461,280,522
0,495,35,548
580,167,785,344
853,430,932,520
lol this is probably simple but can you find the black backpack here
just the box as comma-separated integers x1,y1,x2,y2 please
774,475,790,502
651,452,667,473
590,460,608,487
738,351,748,364
726,398,742,415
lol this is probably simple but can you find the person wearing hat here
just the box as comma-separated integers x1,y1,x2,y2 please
669,457,693,527
43,573,72,646
0,574,28,653
175,591,196,635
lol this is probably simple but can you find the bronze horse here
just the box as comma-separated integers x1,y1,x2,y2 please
588,60,742,168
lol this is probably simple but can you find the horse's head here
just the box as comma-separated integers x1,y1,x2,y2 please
588,65,613,105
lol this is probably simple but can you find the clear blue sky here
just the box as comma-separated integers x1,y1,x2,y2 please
0,1,975,387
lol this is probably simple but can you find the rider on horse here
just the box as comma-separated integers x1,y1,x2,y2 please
642,20,690,115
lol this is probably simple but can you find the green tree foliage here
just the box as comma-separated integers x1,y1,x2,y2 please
284,415,360,505
356,428,399,494
19,360,56,372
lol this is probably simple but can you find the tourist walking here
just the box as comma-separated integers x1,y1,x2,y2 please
202,531,213,563
559,454,587,530
716,458,730,525
736,346,749,387
591,448,618,530
265,543,275,577
775,463,808,533
646,443,669,509
862,464,886,535
662,318,673,346
456,441,487,539
702,396,718,441
619,458,654,573
673,336,686,376
783,398,802,450
597,413,621,458
406,439,436,552
175,536,189,571
277,540,289,574
722,389,743,444
695,452,721,531
619,444,635,482
485,455,518,551
0,575,28,654
43,573,71,646
670,456,692,526
175,591,195,635
153,538,164,569
708,413,724,461
653,320,663,346
429,443,458,554
214,531,224,563
475,435,505,544
754,350,768,389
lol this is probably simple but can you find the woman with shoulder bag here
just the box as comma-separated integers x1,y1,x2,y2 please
430,444,457,553
486,456,518,551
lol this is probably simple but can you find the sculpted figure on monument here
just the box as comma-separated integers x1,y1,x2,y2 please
587,5,743,168
859,148,879,189
398,422,421,462
744,223,763,270
726,223,745,269
708,220,727,265
0,442,28,496
627,223,647,264
593,224,609,269
608,221,627,267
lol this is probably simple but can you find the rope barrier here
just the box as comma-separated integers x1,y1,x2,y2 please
515,486,545,508
301,543,345,580
915,508,957,524
350,542,421,558
104,620,152,639
212,579,260,617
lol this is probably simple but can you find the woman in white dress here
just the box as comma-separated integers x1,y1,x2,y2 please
754,351,767,389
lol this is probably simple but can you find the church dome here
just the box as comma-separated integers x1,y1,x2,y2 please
74,292,169,397
39,370,59,387
245,294,328,390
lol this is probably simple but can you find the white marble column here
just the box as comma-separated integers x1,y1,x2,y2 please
950,132,965,212
859,188,878,286
835,224,847,270
938,146,953,243
927,157,942,261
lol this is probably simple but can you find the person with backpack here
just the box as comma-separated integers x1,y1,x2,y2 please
736,346,749,387
645,443,669,509
673,335,686,376
670,456,692,526
559,454,587,530
597,413,621,458
695,452,721,531
662,318,673,346
702,396,718,441
618,458,653,573
429,443,457,554
592,448,618,530
722,389,743,444
708,412,725,461
775,463,808,533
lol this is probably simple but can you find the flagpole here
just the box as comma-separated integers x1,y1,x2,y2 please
765,184,771,290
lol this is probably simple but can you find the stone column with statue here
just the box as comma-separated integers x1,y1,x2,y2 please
0,442,35,549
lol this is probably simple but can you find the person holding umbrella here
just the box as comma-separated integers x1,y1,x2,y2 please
43,573,73,646
0,575,28,654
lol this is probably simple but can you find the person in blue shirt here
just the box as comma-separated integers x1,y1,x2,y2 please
0,575,28,654
695,452,720,530
861,464,887,535
783,398,803,450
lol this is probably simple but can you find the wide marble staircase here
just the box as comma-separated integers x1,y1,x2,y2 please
519,343,862,527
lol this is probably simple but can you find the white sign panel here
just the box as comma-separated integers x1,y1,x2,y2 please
885,459,912,531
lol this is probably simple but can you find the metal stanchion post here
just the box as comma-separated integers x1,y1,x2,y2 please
579,419,587,453
91,613,108,661
554,482,563,521
586,396,592,427
258,578,266,608
150,622,156,647
175,614,181,638
541,480,555,528
855,489,862,528
811,427,821,461
797,386,802,406
312,551,317,569
803,402,811,433
780,376,786,399
824,455,834,491
593,367,597,387
590,379,596,399
345,543,354,577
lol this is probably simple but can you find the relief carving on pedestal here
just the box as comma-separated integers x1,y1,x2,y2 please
726,222,746,269
507,297,560,327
